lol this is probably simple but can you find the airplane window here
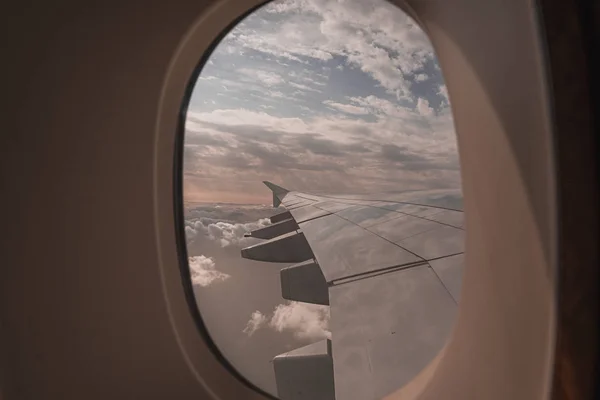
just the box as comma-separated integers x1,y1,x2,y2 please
181,0,462,398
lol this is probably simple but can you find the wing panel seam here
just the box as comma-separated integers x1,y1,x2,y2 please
330,212,428,262
297,192,463,212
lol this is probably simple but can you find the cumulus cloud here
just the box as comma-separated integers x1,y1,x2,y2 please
186,215,272,248
185,225,198,240
208,218,271,247
270,302,331,340
189,255,230,287
244,301,331,341
243,311,268,336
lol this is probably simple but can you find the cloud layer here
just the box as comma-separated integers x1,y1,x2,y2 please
185,205,272,248
185,0,460,204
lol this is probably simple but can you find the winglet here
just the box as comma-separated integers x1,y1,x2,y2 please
263,181,289,208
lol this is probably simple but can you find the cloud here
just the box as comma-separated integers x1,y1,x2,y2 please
323,100,369,115
294,134,345,156
188,109,309,135
187,215,271,248
185,101,459,196
186,204,272,222
189,255,230,287
416,97,434,117
184,204,279,245
236,0,434,99
239,142,300,167
184,0,461,202
289,71,327,87
243,300,331,341
381,144,428,163
270,302,331,340
243,311,268,336
185,225,198,240
438,84,449,106
190,95,456,155
289,81,323,93
208,218,271,247
184,131,229,147
239,68,285,87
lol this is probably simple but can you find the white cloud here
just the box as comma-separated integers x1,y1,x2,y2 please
288,71,327,87
232,0,434,99
234,28,330,63
188,255,230,287
243,311,267,336
188,109,310,134
243,301,331,341
438,84,449,106
185,225,198,240
269,301,331,340
289,81,322,93
239,68,284,86
189,92,456,150
264,0,305,14
323,100,369,115
207,218,271,247
185,0,461,197
416,97,434,117
186,215,272,248
184,97,459,197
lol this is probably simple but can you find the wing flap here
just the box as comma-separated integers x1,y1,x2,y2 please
241,231,313,263
270,210,293,223
280,260,329,305
244,218,298,239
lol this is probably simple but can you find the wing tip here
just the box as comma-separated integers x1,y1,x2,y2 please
263,181,289,195
263,181,289,208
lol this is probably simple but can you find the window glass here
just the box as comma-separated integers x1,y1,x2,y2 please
183,0,461,397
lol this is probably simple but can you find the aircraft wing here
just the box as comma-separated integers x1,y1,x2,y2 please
241,181,465,400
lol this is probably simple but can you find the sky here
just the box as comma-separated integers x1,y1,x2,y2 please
183,0,461,396
184,0,459,206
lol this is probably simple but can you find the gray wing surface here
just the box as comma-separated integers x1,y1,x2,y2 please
242,182,464,400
